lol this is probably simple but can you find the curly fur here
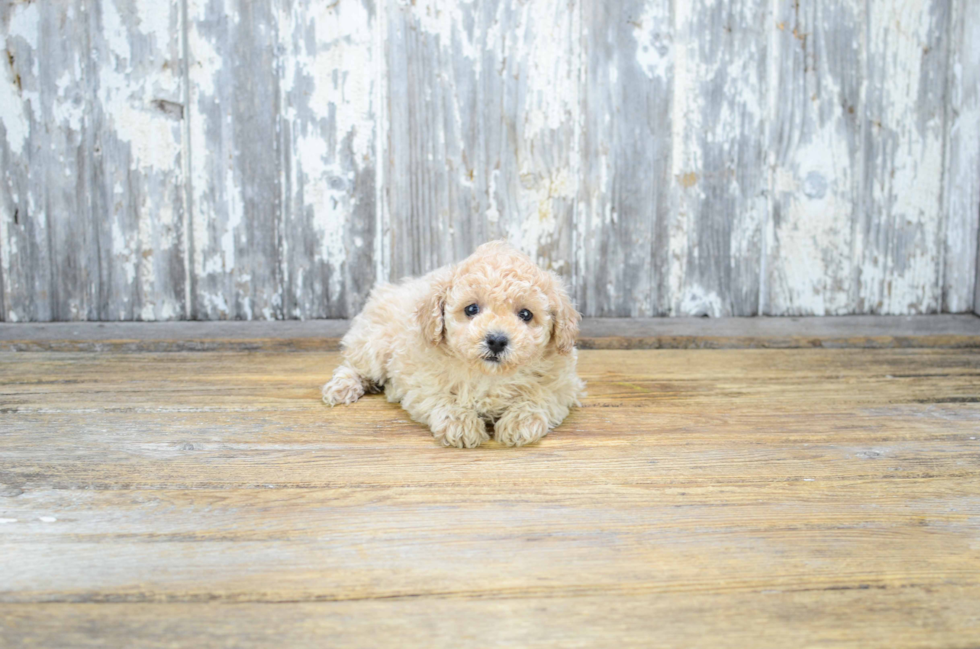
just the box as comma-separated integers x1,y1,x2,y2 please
322,241,585,448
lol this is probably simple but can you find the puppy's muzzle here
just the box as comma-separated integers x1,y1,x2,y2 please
483,332,509,362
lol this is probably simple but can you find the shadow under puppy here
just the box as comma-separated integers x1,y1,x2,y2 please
322,241,585,448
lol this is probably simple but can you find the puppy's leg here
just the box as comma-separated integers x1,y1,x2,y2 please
321,287,396,406
400,396,488,448
495,370,583,446
430,407,489,449
321,364,367,406
494,404,567,447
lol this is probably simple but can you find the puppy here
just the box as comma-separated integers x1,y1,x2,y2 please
322,241,584,448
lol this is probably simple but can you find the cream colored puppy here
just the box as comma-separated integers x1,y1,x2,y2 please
322,241,584,448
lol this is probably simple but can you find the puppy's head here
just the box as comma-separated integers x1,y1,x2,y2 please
416,241,580,374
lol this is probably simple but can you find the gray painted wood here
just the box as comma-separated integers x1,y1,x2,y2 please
1,1,98,322
0,1,187,323
944,0,980,314
2,0,979,321
668,0,769,317
185,0,282,320
578,0,770,318
765,0,865,316
576,0,671,317
89,0,187,321
2,1,68,322
383,0,577,281
858,0,949,314
276,0,378,318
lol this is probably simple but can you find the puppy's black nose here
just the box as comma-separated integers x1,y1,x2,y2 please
485,333,509,355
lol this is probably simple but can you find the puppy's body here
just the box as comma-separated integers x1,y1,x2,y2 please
322,242,584,447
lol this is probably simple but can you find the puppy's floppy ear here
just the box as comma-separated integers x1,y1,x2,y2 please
416,266,454,345
548,272,580,355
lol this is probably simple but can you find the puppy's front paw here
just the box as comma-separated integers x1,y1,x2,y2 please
322,368,365,406
431,413,489,449
494,412,550,447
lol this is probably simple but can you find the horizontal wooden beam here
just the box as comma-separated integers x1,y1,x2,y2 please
0,315,978,352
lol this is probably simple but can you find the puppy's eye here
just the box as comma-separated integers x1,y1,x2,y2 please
518,309,533,322
464,304,480,317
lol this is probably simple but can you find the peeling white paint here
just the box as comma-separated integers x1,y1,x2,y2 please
99,0,185,320
633,0,672,81
859,0,947,314
486,168,501,224
185,0,224,305
279,0,378,314
667,1,699,312
771,132,856,315
112,220,137,287
293,0,374,162
49,73,84,132
5,1,39,50
510,166,575,270
516,0,577,138
409,0,478,63
510,1,579,271
187,21,221,98
0,202,11,319
1,0,976,320
0,83,30,156
98,0,182,172
133,0,173,53
944,0,980,312
0,2,39,156
680,284,724,317
668,0,767,316
373,0,390,287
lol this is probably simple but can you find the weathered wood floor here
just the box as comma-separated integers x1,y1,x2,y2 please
2,341,979,646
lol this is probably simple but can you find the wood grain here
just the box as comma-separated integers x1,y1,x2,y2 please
3,0,980,320
383,0,578,281
1,347,979,645
0,0,187,323
576,0,671,316
2,1,79,322
276,0,378,319
668,0,768,317
185,0,282,320
945,0,980,314
859,0,949,315
4,592,980,649
765,0,864,315
88,0,188,322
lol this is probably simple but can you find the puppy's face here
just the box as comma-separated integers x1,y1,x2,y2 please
443,273,552,374
418,242,580,375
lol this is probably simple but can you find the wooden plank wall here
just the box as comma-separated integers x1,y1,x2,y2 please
1,0,979,321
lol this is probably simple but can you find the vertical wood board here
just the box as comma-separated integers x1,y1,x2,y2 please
764,0,865,315
667,0,768,316
944,0,980,313
1,1,186,323
186,0,282,320
276,0,378,319
576,0,672,317
89,0,187,321
384,0,579,282
2,1,94,322
857,0,949,314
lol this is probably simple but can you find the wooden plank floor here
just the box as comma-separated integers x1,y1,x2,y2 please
1,347,979,647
